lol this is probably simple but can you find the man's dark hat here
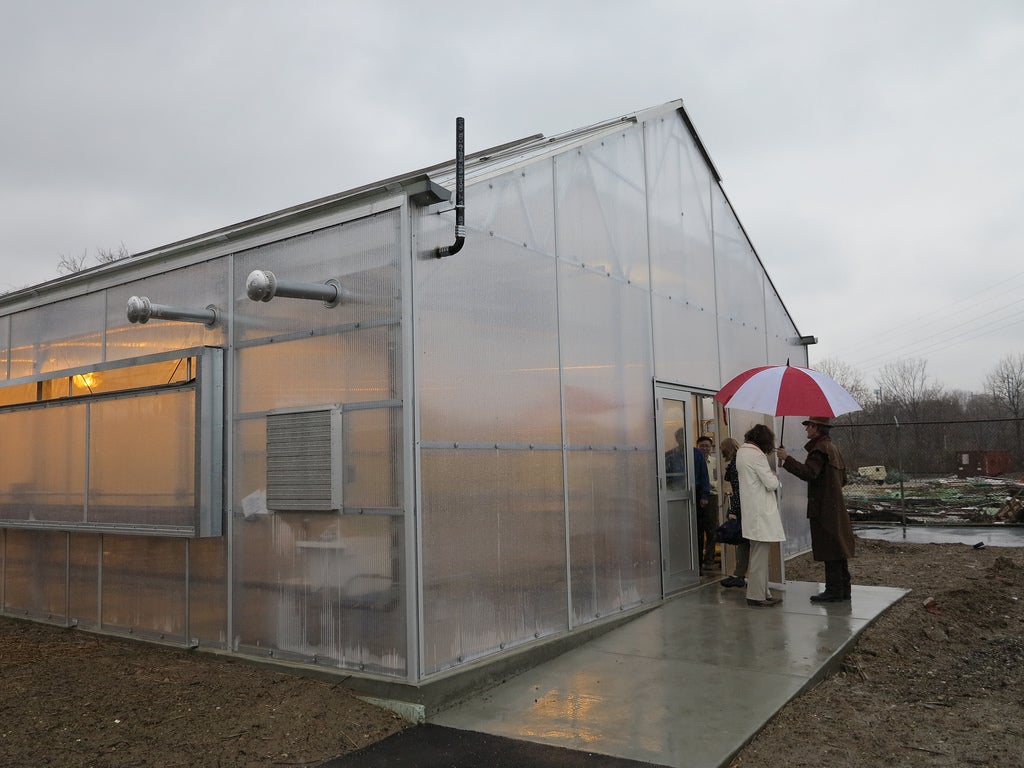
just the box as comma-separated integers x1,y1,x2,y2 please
801,416,832,427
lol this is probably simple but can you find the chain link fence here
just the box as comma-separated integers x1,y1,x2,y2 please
825,417,1024,525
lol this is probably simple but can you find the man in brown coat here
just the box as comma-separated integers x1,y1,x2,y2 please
776,416,856,602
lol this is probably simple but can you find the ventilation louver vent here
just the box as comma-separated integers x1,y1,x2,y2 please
266,406,343,512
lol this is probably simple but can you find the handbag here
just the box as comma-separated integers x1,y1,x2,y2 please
714,517,743,545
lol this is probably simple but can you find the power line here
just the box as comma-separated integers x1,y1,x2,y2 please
834,269,1024,363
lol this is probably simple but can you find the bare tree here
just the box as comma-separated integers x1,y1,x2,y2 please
875,358,941,420
57,250,89,275
95,241,131,264
985,352,1024,466
874,359,943,472
56,243,131,275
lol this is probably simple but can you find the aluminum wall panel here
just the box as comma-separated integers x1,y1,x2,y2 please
568,449,660,624
233,513,405,674
101,536,187,638
2,529,67,619
645,115,715,311
553,126,650,287
9,292,106,376
105,260,230,363
420,448,567,674
557,261,653,447
416,239,560,444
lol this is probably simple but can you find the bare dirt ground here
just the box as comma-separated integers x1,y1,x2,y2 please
2,535,1022,767
730,536,1024,768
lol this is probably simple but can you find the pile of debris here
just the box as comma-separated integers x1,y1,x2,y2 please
844,475,1024,525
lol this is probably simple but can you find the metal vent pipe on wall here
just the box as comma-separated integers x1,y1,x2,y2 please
245,270,344,307
126,296,220,327
435,116,465,258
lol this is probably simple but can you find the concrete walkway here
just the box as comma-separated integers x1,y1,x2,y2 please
428,579,908,767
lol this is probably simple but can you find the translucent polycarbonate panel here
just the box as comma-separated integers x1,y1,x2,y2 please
68,533,99,626
0,381,35,406
344,406,401,509
188,536,228,646
234,417,269,516
101,536,187,638
3,529,68,619
557,261,654,447
233,214,401,344
713,188,766,332
0,404,87,522
105,260,230,363
765,286,802,365
553,125,650,287
568,448,660,623
9,292,106,376
88,390,196,527
779,457,812,559
650,294,720,389
415,239,560,444
235,326,397,414
718,308,769,382
645,114,715,309
0,314,9,378
233,513,406,674
420,448,567,674
464,161,556,255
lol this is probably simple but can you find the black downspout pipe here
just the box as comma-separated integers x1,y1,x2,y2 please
435,116,465,258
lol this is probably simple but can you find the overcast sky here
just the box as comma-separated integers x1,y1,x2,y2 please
2,0,1022,394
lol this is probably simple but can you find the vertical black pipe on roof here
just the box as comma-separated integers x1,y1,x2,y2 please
435,116,465,258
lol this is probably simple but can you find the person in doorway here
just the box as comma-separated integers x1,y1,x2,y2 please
777,417,855,602
736,424,784,606
664,427,690,491
695,435,718,570
719,437,749,588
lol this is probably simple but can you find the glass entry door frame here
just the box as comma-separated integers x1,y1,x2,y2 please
654,383,701,595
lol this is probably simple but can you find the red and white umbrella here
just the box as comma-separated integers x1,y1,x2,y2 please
714,364,862,418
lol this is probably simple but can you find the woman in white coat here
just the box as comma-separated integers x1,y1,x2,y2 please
735,423,785,606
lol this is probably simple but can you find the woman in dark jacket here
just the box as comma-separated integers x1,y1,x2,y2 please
777,416,856,602
719,437,749,588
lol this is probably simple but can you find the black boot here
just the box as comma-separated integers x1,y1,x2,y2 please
810,561,849,602
810,589,846,603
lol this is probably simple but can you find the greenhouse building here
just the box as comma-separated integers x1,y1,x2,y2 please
0,99,813,710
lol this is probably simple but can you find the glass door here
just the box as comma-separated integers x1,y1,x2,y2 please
655,385,699,594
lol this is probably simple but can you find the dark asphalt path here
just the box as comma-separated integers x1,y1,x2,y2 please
321,724,671,768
